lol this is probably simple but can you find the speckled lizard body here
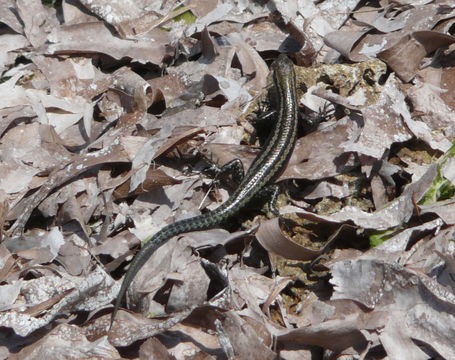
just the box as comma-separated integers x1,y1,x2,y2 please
110,54,298,328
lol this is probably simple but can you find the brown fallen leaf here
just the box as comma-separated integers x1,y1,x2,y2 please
107,308,195,347
286,162,438,230
378,32,455,82
125,236,210,319
1,1,455,358
46,21,170,64
16,0,58,48
10,323,120,359
343,75,412,159
276,312,368,354
280,116,360,181
113,168,181,200
0,249,16,284
0,283,21,312
22,288,75,316
216,311,275,360
139,338,173,360
0,266,117,337
7,134,130,236
329,257,455,359
256,218,321,261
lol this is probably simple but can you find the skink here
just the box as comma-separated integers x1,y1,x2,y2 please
111,54,298,327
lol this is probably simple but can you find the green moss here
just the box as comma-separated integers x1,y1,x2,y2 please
368,229,395,247
160,5,196,32
173,8,197,25
419,176,454,204
420,142,455,205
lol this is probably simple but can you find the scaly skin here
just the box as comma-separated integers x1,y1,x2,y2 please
110,54,298,328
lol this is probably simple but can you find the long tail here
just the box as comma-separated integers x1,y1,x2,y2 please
110,213,221,328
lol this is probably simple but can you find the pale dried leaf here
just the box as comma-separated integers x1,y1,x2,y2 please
11,324,119,359
0,283,21,312
343,75,412,159
47,22,169,64
0,266,117,336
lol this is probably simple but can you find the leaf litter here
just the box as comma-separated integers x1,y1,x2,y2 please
0,0,455,359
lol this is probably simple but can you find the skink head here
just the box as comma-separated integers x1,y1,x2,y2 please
271,54,295,81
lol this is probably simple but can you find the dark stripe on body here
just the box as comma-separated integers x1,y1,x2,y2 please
110,55,298,327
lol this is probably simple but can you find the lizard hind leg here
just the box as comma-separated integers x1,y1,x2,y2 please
250,184,281,217
203,158,245,186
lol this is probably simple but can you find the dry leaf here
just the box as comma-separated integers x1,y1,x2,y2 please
1,1,455,358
